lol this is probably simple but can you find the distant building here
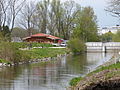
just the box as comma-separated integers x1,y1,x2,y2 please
23,33,63,44
98,26,120,35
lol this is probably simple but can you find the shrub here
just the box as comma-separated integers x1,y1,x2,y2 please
0,42,31,64
67,38,86,54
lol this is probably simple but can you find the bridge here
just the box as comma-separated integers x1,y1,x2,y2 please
86,42,120,52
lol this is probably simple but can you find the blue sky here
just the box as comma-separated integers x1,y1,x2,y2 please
60,0,119,27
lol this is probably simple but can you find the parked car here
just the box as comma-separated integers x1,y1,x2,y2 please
60,42,67,47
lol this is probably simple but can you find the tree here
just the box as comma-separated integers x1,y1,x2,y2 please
36,0,50,33
17,1,36,36
47,0,62,36
60,1,78,39
0,0,11,29
101,32,114,42
11,27,38,38
72,7,99,42
8,0,26,32
1,25,11,41
106,0,120,18
112,30,120,42
0,0,26,35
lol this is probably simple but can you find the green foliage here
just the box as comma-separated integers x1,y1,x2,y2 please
1,25,11,41
112,30,120,42
101,32,114,42
0,42,31,64
0,42,62,64
72,7,99,42
67,38,86,54
69,77,82,86
0,32,5,42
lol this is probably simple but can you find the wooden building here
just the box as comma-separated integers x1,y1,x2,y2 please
23,33,63,44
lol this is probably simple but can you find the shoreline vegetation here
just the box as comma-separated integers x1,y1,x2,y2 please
0,42,69,67
68,54,120,90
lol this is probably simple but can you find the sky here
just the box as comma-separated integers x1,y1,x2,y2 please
61,0,119,27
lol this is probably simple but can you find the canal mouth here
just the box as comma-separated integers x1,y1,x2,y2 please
85,80,120,90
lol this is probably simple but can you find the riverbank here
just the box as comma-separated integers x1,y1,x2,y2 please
68,54,120,90
0,48,69,67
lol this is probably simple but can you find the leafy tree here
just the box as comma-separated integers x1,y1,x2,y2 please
112,30,120,42
101,32,114,42
72,7,99,42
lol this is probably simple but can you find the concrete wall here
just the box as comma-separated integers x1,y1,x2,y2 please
86,42,120,52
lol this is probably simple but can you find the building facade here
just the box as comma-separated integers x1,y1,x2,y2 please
23,33,63,44
98,26,120,35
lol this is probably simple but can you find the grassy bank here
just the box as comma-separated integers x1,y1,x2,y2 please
0,42,69,65
25,48,69,59
69,57,120,89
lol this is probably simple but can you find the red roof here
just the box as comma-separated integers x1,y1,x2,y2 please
47,35,61,40
24,33,62,40
31,33,48,37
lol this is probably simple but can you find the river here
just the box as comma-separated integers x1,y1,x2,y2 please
0,52,114,90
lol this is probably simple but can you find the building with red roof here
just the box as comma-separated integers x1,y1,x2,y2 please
23,33,63,44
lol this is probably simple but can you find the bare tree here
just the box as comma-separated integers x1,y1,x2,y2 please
61,1,77,39
8,0,26,32
36,0,50,34
17,1,36,36
106,0,120,18
0,0,10,27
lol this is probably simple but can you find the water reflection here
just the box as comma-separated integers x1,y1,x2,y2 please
0,53,113,90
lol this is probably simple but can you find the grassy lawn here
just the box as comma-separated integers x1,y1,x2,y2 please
11,42,53,48
25,48,69,59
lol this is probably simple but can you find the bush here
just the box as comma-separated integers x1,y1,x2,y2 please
69,77,82,86
0,42,31,64
67,38,86,54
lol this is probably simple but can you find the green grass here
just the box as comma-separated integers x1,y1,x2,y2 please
31,43,53,47
69,77,82,86
88,62,120,76
11,42,53,48
25,48,68,59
